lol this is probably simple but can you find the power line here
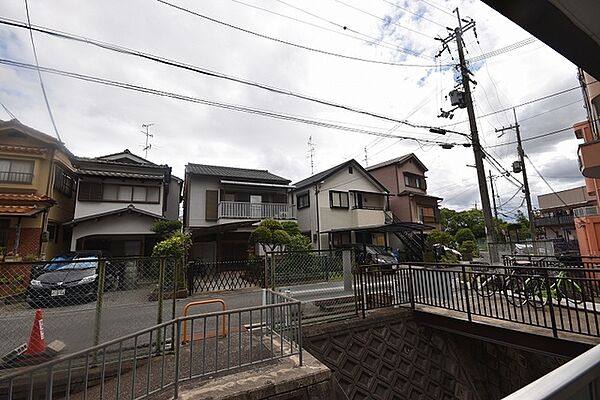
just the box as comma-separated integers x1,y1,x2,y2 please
467,37,537,64
331,0,436,40
440,85,584,128
23,0,61,142
486,120,600,149
524,153,570,207
417,0,455,18
230,0,415,56
157,0,434,64
1,17,461,132
380,0,446,28
0,58,471,147
0,101,16,120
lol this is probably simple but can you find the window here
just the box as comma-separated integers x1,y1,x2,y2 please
53,165,75,197
0,219,8,247
47,222,58,243
419,206,437,223
330,232,351,248
329,191,349,208
404,173,427,190
297,192,310,209
78,182,161,203
78,181,102,201
0,158,34,184
348,166,353,174
353,192,385,210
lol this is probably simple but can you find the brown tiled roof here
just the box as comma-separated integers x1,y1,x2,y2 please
0,145,48,155
0,193,55,203
0,205,47,216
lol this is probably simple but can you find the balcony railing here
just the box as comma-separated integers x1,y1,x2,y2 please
534,214,575,227
0,171,33,184
574,206,599,218
218,201,295,220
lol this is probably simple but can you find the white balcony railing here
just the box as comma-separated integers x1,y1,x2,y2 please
218,201,296,220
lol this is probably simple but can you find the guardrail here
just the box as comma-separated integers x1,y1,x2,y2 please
0,289,302,400
503,343,600,399
356,261,600,338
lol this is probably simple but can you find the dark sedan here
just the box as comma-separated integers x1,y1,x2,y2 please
26,253,115,307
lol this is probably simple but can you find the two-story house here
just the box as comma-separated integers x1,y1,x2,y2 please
367,153,442,230
65,150,181,257
0,119,77,259
184,163,295,261
292,159,391,251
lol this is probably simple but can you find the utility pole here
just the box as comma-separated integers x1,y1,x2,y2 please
307,135,315,175
141,123,154,159
489,170,498,220
495,108,537,248
436,9,498,263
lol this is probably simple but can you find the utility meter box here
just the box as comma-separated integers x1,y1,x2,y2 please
449,89,466,108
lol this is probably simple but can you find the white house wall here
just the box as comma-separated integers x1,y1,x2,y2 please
187,175,221,227
74,178,163,219
70,214,157,250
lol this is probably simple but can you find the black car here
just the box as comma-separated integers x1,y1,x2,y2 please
26,252,116,307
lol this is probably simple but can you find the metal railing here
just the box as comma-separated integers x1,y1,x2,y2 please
503,343,600,399
0,289,302,400
217,201,295,220
356,260,600,338
0,171,33,184
534,214,575,227
574,206,599,217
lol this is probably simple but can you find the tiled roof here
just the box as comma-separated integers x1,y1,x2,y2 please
77,169,164,180
186,163,290,184
0,205,47,216
294,159,388,192
64,204,165,225
0,193,55,203
0,145,48,155
366,153,428,172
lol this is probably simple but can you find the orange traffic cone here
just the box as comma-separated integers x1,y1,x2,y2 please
25,309,46,355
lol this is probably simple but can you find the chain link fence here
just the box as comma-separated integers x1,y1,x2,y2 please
267,249,356,320
186,258,262,293
0,256,182,371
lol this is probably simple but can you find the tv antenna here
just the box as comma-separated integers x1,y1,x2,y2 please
141,123,154,159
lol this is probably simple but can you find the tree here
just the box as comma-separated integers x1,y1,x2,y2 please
151,219,182,239
152,232,191,258
250,219,310,253
425,229,455,249
455,228,476,244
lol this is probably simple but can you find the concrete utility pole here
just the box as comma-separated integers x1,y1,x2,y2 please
437,9,498,263
496,109,537,248
489,170,499,221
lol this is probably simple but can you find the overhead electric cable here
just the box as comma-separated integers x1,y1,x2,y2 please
1,17,461,132
0,101,16,120
380,0,446,28
157,0,433,62
467,37,537,64
524,154,569,207
0,58,470,147
23,0,61,142
486,120,600,148
331,0,436,40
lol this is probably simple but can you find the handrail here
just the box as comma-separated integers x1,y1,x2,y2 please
181,299,227,344
503,344,600,399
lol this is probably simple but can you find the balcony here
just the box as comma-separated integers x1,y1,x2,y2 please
218,201,295,220
534,214,575,227
574,206,599,218
351,208,385,228
578,140,600,178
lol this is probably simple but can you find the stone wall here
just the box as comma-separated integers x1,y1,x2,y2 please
303,308,569,400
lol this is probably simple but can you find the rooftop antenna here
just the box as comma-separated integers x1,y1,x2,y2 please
308,135,316,174
141,123,154,159
363,146,368,166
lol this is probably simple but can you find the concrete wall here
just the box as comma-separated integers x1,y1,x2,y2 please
303,309,568,400
538,186,594,209
164,177,181,221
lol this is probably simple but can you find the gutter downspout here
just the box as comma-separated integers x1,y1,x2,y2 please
39,147,56,259
14,217,22,255
315,184,321,251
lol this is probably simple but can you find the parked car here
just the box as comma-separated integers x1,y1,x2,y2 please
26,251,117,307
356,245,398,265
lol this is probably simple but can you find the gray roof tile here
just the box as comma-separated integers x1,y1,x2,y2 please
186,163,290,184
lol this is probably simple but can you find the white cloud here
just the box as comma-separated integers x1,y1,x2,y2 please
0,0,588,217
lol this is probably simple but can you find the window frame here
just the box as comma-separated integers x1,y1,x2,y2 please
53,165,75,197
0,158,34,184
297,192,310,210
403,172,427,190
78,181,161,204
329,190,349,209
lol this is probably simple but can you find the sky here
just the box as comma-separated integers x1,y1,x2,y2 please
0,0,592,220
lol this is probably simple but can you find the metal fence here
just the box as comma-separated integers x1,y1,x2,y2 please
503,343,600,399
0,257,182,368
488,241,556,258
268,249,356,321
356,260,600,338
186,258,262,293
0,290,302,400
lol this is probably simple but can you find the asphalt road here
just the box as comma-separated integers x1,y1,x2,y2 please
0,287,263,359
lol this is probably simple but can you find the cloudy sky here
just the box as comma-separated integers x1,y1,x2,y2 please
0,0,592,219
